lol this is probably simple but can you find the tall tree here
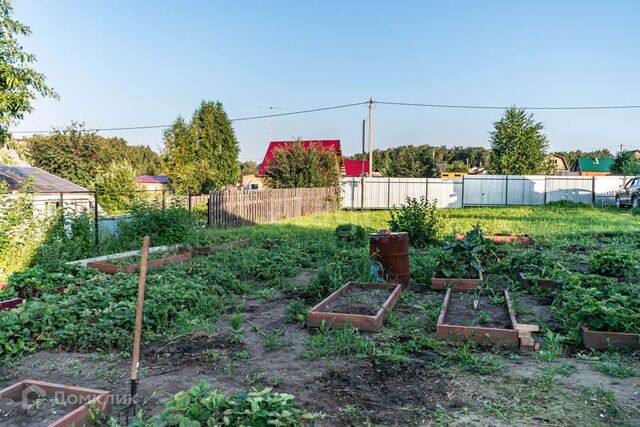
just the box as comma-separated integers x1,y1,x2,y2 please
263,142,340,189
93,161,139,214
163,101,240,194
240,161,258,175
0,0,58,147
489,107,548,175
25,122,162,188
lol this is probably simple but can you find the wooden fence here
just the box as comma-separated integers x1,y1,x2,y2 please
194,187,339,228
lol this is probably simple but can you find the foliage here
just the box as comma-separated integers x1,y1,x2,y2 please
589,247,638,278
163,100,240,194
25,122,161,189
348,144,488,177
551,149,612,171
434,226,488,278
444,343,503,375
553,277,640,336
611,150,640,176
263,141,340,189
94,161,140,215
240,160,259,175
0,180,50,280
445,160,468,173
0,0,58,147
153,380,314,426
388,197,445,246
334,223,367,244
305,322,376,360
489,107,548,175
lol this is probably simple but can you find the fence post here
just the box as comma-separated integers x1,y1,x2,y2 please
461,175,465,208
387,178,391,209
504,175,509,206
59,192,64,211
592,176,596,205
188,191,192,216
207,190,213,227
161,189,166,210
93,191,99,249
543,176,548,205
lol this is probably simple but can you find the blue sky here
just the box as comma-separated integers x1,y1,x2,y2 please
12,0,640,161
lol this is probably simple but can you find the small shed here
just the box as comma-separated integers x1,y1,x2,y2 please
0,165,92,215
136,175,169,192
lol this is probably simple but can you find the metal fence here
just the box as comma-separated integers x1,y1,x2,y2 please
341,175,631,209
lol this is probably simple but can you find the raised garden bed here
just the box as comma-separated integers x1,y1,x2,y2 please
192,238,252,255
518,272,560,290
581,325,640,351
307,282,403,331
431,271,484,290
87,251,192,274
0,379,110,427
0,298,23,311
456,233,531,246
436,288,520,347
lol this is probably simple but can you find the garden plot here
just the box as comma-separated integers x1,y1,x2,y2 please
87,249,191,274
2,205,640,425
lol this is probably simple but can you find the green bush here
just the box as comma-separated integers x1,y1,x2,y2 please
389,197,445,247
589,247,639,278
334,223,367,244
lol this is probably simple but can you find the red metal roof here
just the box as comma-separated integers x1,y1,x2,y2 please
257,140,342,176
136,175,169,184
343,159,370,177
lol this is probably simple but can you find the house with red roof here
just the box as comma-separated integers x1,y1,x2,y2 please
257,140,382,179
136,175,169,192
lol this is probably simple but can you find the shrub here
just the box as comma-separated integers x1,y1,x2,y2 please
389,197,445,247
335,223,367,244
589,247,638,278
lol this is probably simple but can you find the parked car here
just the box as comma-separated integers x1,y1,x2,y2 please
615,176,640,208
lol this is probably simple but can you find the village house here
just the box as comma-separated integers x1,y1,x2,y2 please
570,157,615,176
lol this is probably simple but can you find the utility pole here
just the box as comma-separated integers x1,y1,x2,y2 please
361,119,366,211
368,97,373,177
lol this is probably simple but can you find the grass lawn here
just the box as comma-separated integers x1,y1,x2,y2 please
1,204,639,426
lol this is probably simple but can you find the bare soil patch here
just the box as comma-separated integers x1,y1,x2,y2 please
0,396,79,427
444,293,511,328
323,284,392,315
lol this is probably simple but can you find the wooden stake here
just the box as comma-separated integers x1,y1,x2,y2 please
131,236,150,384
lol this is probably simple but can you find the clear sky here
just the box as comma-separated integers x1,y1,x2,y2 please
12,0,640,161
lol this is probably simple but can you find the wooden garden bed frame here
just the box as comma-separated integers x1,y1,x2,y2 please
436,288,520,347
456,233,531,246
518,272,560,290
581,326,640,351
0,297,23,311
192,238,252,255
0,379,111,427
307,282,403,331
431,270,484,290
87,251,192,274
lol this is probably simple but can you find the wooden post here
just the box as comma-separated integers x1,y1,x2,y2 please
207,190,213,227
130,236,150,390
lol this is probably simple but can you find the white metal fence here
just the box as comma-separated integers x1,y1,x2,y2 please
341,175,631,209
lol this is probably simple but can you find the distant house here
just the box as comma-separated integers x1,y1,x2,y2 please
241,174,264,190
136,175,169,192
546,154,569,173
0,165,92,215
257,140,385,184
571,157,615,176
343,159,383,177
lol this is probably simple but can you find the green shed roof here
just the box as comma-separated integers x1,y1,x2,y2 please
573,157,615,172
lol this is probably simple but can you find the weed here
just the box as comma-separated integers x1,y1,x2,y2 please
305,322,376,360
592,361,639,378
537,330,565,362
444,343,503,375
232,350,251,361
230,313,245,331
264,331,286,352
432,404,455,426
285,299,308,324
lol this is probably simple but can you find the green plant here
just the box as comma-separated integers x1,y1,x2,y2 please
334,223,367,244
264,331,285,352
285,299,308,324
155,380,314,426
435,225,488,278
389,197,445,247
537,330,565,362
304,322,376,360
589,247,638,278
592,361,639,378
444,343,503,375
229,313,245,331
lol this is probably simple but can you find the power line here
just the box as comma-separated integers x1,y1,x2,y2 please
375,101,640,110
11,101,369,134
10,99,640,135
